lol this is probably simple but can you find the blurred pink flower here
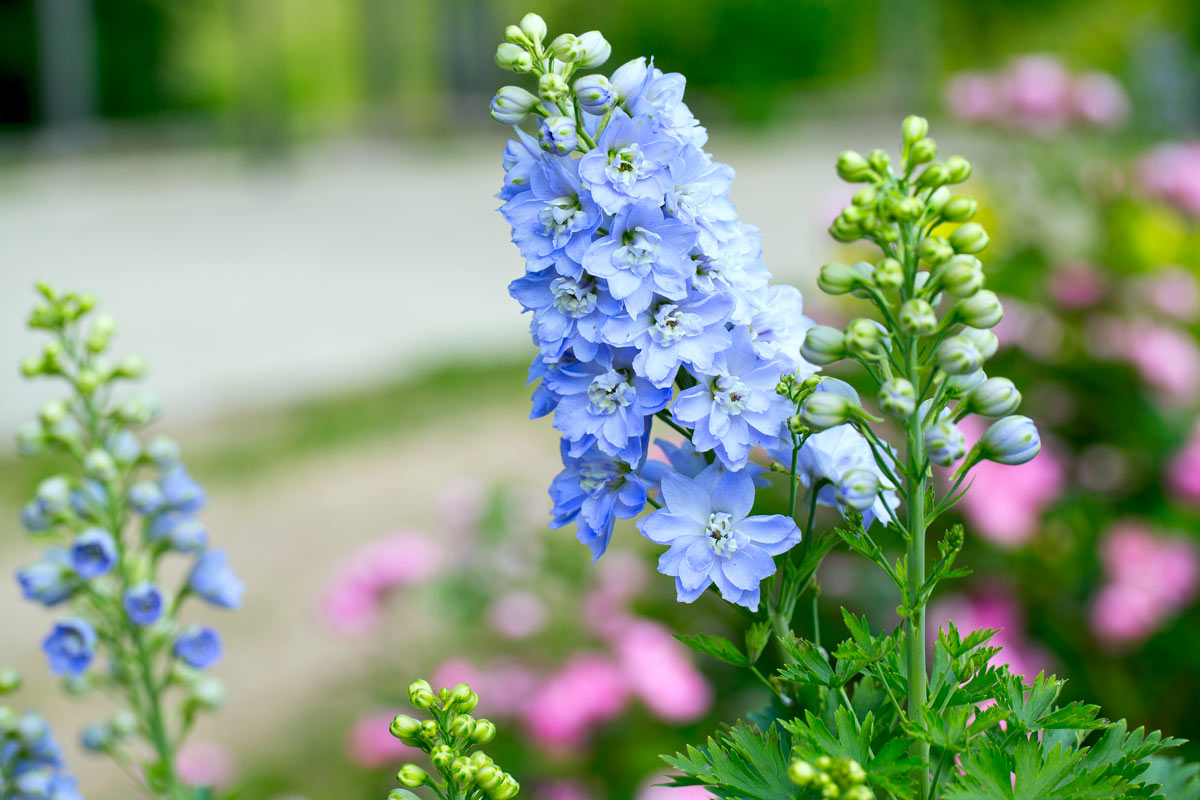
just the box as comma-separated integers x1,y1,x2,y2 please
346,711,421,767
1001,55,1074,134
614,621,712,723
479,662,538,717
321,533,444,634
177,741,236,788
1049,262,1106,309
931,589,1051,679
433,657,483,694
536,780,593,800
487,590,549,640
1088,317,1200,402
635,775,713,800
1141,267,1200,321
523,654,629,750
955,418,1065,548
1071,71,1130,127
1138,142,1200,217
945,72,999,122
1168,424,1200,504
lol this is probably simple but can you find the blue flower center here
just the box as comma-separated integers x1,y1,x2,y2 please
713,375,749,415
551,277,598,318
587,370,636,415
705,512,738,555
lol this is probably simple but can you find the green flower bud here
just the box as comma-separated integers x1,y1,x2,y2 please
926,186,951,215
548,33,583,63
397,764,429,789
449,714,476,738
945,368,986,399
945,155,972,183
77,368,101,395
504,25,525,44
576,31,612,68
491,86,540,124
955,290,1003,329
84,448,117,482
0,668,21,694
115,354,146,379
470,752,494,770
873,258,903,291
852,186,877,206
949,222,989,254
898,299,937,336
924,421,967,467
817,262,860,295
843,787,874,800
836,151,873,183
867,149,890,174
802,392,854,431
409,679,437,709
475,765,504,791
518,12,547,43
964,377,1021,417
490,776,520,800
917,162,950,190
110,710,138,737
836,468,880,512
495,43,527,71
419,720,440,742
942,195,978,222
878,378,916,417
907,137,937,166
471,719,497,744
431,743,456,768
844,319,882,355
829,216,862,243
452,757,477,785
936,336,984,375
959,326,998,359
893,196,924,221
940,255,983,298
978,415,1041,465
447,682,476,711
787,414,805,435
919,235,954,267
800,326,846,366
19,355,43,377
538,73,570,104
390,714,422,744
789,759,818,786
902,115,929,144
835,758,867,785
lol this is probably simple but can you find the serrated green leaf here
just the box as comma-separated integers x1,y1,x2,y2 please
775,634,835,687
676,633,749,667
662,720,796,800
745,621,771,665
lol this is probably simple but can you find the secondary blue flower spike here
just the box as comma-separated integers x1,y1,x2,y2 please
173,625,223,669
188,550,244,609
123,582,165,626
17,548,75,606
42,619,96,677
70,529,117,580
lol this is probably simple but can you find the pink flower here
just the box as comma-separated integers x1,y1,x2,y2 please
1071,71,1130,127
479,662,538,717
346,711,421,767
1087,317,1200,402
487,590,549,640
536,780,593,800
1168,425,1200,504
1138,142,1200,217
1001,55,1074,134
433,657,483,695
635,775,713,800
1049,262,1106,309
177,741,236,788
614,621,712,723
320,533,444,634
1140,267,1200,321
945,72,1000,122
955,418,1065,547
522,654,629,750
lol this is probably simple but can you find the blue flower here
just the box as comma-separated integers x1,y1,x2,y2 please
13,770,83,800
743,285,819,375
549,441,647,560
173,625,222,669
498,127,544,200
17,548,75,606
545,351,671,461
20,499,53,533
526,353,569,420
508,270,618,362
42,619,96,677
69,528,117,580
602,291,733,386
623,63,707,148
689,222,769,307
641,437,770,496
637,465,800,609
665,147,736,249
123,582,165,626
502,157,601,275
188,550,244,609
582,199,696,315
159,465,206,513
144,511,208,553
577,109,678,214
670,327,792,469
69,479,108,525
128,480,165,515
105,430,141,464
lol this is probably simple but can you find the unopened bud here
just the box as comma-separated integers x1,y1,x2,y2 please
802,393,855,431
538,73,570,104
873,258,903,291
408,679,437,709
898,299,937,336
471,718,497,744
902,115,929,144
449,714,476,738
115,355,146,379
817,262,861,295
495,43,530,72
836,469,880,512
476,765,503,791
867,149,890,174
84,449,117,482
801,326,846,366
548,33,583,62
789,759,818,786
917,162,950,189
964,377,1021,417
576,31,612,68
836,151,873,182
907,137,937,166
940,255,983,298
844,319,883,355
949,222,989,254
924,421,967,467
959,327,998,359
518,13,547,43
893,196,924,221
397,764,429,789
490,776,520,800
878,378,916,418
431,744,455,768
538,116,577,155
389,714,422,745
945,368,986,399
955,290,1003,329
919,235,954,267
936,336,984,375
574,74,615,114
978,415,1040,465
490,86,539,124
943,195,977,222
944,156,972,183
452,757,477,785
0,668,21,694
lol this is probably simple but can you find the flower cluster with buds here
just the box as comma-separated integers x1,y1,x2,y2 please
789,755,873,800
0,668,83,800
12,285,241,800
386,680,516,800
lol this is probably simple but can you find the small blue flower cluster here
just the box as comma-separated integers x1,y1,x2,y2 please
0,694,83,800
492,16,896,608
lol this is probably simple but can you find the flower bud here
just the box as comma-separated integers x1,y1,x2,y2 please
964,377,1021,417
902,115,929,144
959,327,998,359
940,255,983,298
538,73,570,104
576,31,612,68
495,43,530,73
944,156,972,183
943,195,977,222
40,400,68,426
898,299,937,336
801,393,854,432
789,759,817,786
817,262,862,295
949,222,989,254
945,368,986,398
917,162,950,190
408,679,437,709
836,469,880,512
892,196,924,221
955,290,1003,329
490,86,540,125
873,258,903,291
471,719,497,744
518,12,547,43
15,422,46,456
538,116,577,155
431,744,455,768
852,185,877,206
448,682,477,712
800,326,846,366
490,776,520,800
84,449,117,482
979,415,1040,465
919,235,953,267
389,714,422,745
451,757,477,785
878,378,916,418
829,216,862,243
0,668,21,695
548,33,583,62
927,186,951,215
867,149,890,174
908,137,937,166
574,74,615,114
924,421,967,467
449,714,476,738
844,319,882,355
419,720,439,742
397,764,429,789
936,336,984,375
110,710,138,737
475,765,503,791
81,723,111,752
836,151,873,182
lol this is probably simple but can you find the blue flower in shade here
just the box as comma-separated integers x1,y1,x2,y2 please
578,109,679,214
70,528,117,580
173,625,222,669
21,498,53,533
545,351,671,462
159,465,206,513
17,548,75,606
549,440,648,560
509,270,619,362
622,63,708,148
775,423,899,530
743,285,819,375
689,222,769,310
144,511,208,553
670,327,793,470
188,550,244,609
105,430,141,464
13,769,84,800
123,582,165,626
637,465,800,609
498,127,544,200
527,353,571,420
665,147,736,249
641,438,770,496
582,199,697,316
502,157,601,275
602,291,733,386
42,619,96,677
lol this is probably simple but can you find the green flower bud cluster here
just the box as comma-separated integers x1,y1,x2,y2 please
788,755,874,799
388,679,517,800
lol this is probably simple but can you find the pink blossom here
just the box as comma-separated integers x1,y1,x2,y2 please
432,657,483,695
320,533,444,634
487,590,549,640
346,711,421,767
955,418,1065,547
931,589,1051,680
522,654,629,750
536,780,593,800
1140,267,1200,321
1089,583,1163,645
1001,55,1074,134
1168,425,1200,504
177,741,236,788
479,662,538,717
614,621,712,722
1071,71,1130,127
635,775,713,800
1049,262,1106,309
945,72,999,122
1087,317,1200,402
1138,142,1200,217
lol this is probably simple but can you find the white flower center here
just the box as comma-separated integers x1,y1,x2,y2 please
705,511,738,555
605,144,647,189
539,196,587,248
614,227,660,277
713,375,749,415
587,370,636,415
650,304,700,346
578,461,622,494
551,277,598,318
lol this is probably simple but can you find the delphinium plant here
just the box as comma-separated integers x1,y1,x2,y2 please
0,667,83,800
12,285,242,800
488,13,1198,799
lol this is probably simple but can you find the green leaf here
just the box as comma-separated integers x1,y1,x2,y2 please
745,621,771,666
676,633,749,667
662,720,796,800
775,633,835,687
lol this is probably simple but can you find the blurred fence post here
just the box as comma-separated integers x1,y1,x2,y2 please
34,0,97,140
